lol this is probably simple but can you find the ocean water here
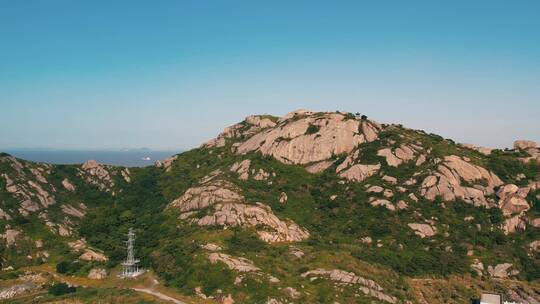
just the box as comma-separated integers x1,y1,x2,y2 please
3,150,180,167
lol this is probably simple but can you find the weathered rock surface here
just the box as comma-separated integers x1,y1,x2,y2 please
230,159,251,180
305,160,334,173
408,223,437,238
88,268,107,279
171,179,309,243
61,178,76,192
197,202,309,243
370,198,395,211
209,253,260,272
502,215,527,234
61,204,86,218
461,143,492,155
203,115,277,148
420,155,502,206
338,163,381,182
170,179,244,212
0,282,37,300
279,192,288,203
377,144,417,167
155,155,178,172
201,243,222,251
80,160,114,191
301,269,396,303
487,263,517,278
236,112,381,165
514,140,537,150
0,229,22,247
496,184,530,217
79,248,108,262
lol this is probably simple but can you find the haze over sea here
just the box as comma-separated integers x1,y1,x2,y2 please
3,149,178,167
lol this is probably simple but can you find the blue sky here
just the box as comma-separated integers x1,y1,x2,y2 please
1,0,539,150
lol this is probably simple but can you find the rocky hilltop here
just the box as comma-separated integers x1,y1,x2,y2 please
1,110,539,303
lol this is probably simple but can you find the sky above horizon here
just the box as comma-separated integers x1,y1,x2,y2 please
1,1,539,150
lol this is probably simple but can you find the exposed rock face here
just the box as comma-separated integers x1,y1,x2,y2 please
79,248,108,262
470,260,484,277
495,184,530,234
61,178,76,192
487,263,517,278
170,179,309,243
201,243,222,251
408,223,437,238
305,160,334,173
496,184,530,217
279,192,288,203
0,282,38,300
88,268,107,279
209,253,260,272
529,240,540,252
370,198,395,211
1,229,22,247
461,143,492,155
301,269,396,303
170,179,244,212
0,208,11,220
502,215,527,234
420,155,502,207
28,181,55,207
382,175,397,184
61,204,86,218
245,115,276,128
377,144,417,167
80,160,114,191
197,203,309,243
283,287,301,299
514,140,537,150
203,115,277,148
230,159,251,180
235,112,381,165
338,163,381,182
121,168,131,182
367,186,384,193
155,155,178,172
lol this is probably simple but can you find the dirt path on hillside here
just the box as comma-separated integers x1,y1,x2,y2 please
131,287,186,304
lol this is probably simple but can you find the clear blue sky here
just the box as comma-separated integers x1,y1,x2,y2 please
1,0,539,150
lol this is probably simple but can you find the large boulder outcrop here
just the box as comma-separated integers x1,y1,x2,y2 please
487,263,518,278
496,184,530,217
235,112,381,165
338,163,380,182
169,179,244,212
170,179,309,243
408,223,437,238
420,155,503,207
88,268,107,279
301,269,396,303
514,140,537,150
209,253,260,272
203,115,277,148
79,160,114,191
197,202,309,243
460,143,492,155
155,155,178,172
377,144,417,167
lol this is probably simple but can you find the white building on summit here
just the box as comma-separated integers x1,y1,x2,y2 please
120,228,143,278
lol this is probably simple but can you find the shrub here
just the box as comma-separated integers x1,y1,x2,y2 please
48,283,76,296
305,124,320,135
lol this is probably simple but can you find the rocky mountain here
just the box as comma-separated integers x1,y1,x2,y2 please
1,109,539,303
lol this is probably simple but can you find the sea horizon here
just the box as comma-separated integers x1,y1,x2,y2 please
1,148,180,167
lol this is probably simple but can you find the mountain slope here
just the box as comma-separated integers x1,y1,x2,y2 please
1,110,540,303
